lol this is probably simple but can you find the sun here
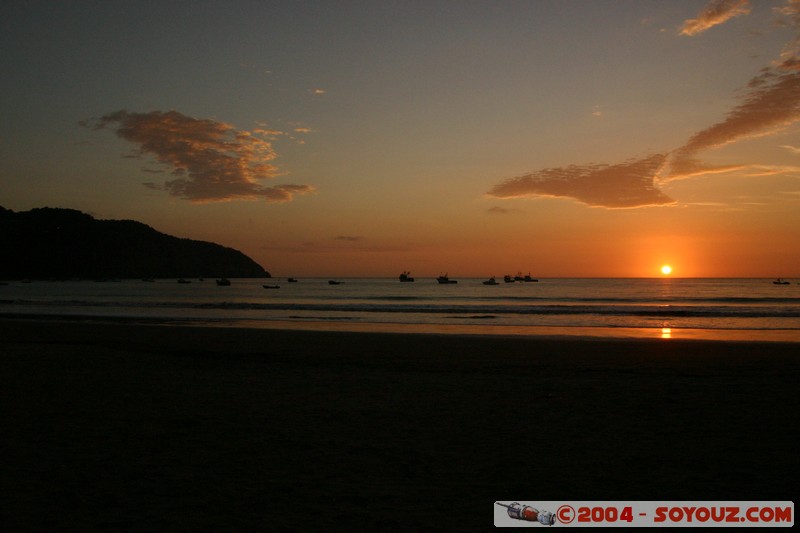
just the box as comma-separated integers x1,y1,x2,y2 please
660,264,673,275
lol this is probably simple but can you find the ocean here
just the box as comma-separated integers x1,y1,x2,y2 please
2,277,799,341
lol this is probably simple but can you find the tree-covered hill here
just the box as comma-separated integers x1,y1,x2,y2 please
0,206,270,279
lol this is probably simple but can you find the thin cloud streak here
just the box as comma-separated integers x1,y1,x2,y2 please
84,110,315,203
679,0,750,36
740,164,800,176
781,144,800,154
264,241,414,254
486,206,519,214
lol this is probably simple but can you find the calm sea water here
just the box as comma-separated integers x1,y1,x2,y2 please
2,277,800,340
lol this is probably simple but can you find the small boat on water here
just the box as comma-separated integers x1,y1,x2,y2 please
773,278,790,285
216,278,231,286
287,278,298,283
482,277,499,285
399,271,415,282
511,272,538,282
262,284,280,289
437,274,458,284
328,280,344,285
504,275,514,283
177,278,191,284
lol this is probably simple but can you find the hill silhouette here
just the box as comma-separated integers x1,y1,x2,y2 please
0,206,270,279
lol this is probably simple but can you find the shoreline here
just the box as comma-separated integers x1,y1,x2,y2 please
3,318,798,528
3,312,800,342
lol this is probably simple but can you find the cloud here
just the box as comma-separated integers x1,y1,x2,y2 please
668,2,800,178
781,144,800,154
667,56,800,179
741,164,800,176
679,0,750,36
486,2,800,208
486,206,519,214
774,0,800,19
775,0,800,61
486,154,674,209
85,110,314,203
335,235,363,242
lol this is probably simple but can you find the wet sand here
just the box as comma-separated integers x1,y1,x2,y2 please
2,318,798,529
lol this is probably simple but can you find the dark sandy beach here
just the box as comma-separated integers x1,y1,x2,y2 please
2,318,798,529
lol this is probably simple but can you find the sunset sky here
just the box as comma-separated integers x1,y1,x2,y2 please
2,0,799,277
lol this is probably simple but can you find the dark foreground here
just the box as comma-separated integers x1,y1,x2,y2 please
2,319,798,530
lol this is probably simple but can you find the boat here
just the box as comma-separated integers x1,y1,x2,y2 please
216,278,231,286
399,271,415,282
287,278,298,283
482,277,499,285
177,278,191,284
437,274,458,284
503,275,514,283
328,280,344,285
523,273,538,282
262,284,280,289
773,278,790,285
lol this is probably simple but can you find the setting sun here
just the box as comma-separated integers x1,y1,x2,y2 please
661,265,673,275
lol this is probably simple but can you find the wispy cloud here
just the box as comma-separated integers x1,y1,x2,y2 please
679,0,750,36
487,154,673,209
781,144,800,154
264,240,414,254
486,1,800,209
667,57,800,180
84,110,315,203
486,206,520,214
774,0,800,20
668,1,800,178
736,164,800,177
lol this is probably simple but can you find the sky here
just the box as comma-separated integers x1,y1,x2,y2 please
1,0,799,278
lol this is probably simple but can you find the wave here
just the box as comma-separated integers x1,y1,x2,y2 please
315,295,800,304
5,298,800,319
296,295,800,305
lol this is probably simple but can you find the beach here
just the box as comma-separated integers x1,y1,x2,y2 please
3,318,798,530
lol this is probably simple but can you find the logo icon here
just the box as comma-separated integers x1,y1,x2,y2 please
496,502,556,525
